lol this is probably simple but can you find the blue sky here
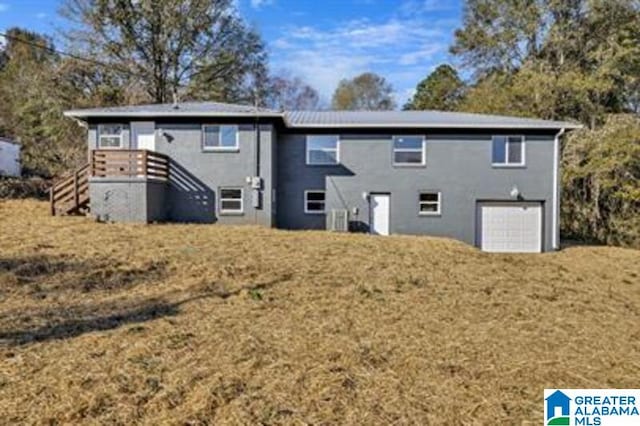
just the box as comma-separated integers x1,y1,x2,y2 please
0,0,463,105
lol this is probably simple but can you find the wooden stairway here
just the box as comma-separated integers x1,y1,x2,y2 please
50,163,90,216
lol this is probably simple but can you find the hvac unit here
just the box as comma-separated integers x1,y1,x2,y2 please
329,209,349,232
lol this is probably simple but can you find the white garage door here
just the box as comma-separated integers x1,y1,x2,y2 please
478,202,543,253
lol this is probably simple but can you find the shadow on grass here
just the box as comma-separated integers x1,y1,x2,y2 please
0,298,183,345
0,272,294,346
0,254,167,295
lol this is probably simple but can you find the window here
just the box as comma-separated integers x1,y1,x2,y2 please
98,124,124,148
304,190,326,214
419,192,441,215
203,125,239,150
492,136,525,166
393,136,425,165
306,135,339,165
219,188,243,214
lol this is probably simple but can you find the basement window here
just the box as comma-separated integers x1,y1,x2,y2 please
492,136,525,166
203,125,239,151
419,192,441,215
306,135,339,165
219,188,243,214
98,124,124,148
393,136,425,166
304,190,326,214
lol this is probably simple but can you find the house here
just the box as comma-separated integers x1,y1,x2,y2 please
0,137,21,177
56,102,580,253
546,390,571,420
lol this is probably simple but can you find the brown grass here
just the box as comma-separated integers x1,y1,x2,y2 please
0,200,639,425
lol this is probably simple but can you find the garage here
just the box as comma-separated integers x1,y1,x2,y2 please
477,202,543,253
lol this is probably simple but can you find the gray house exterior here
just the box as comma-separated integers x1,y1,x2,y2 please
63,102,580,253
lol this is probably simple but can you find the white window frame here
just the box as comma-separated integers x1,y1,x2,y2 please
202,124,240,151
392,135,426,166
418,191,441,216
304,190,326,214
98,124,124,149
219,187,244,214
492,135,525,167
306,135,340,165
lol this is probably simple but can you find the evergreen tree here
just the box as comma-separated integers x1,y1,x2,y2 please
404,64,465,111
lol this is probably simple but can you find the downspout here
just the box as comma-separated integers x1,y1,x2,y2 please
254,107,261,225
552,128,565,250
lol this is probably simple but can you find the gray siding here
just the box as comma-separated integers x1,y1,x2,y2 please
86,118,559,251
89,119,275,226
277,132,556,250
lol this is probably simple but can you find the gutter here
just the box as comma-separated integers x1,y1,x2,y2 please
552,128,565,250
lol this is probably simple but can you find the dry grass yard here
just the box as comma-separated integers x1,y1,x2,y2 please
0,200,639,425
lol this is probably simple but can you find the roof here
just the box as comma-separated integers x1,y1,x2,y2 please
64,102,281,118
64,102,581,130
284,110,581,130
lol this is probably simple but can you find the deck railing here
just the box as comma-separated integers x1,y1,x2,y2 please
50,163,90,216
91,149,170,180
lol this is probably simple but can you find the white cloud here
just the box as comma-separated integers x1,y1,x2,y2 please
269,16,451,106
36,12,47,19
250,0,273,9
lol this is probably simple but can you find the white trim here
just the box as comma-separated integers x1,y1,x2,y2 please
392,135,426,166
97,124,125,149
305,135,340,165
552,128,565,250
202,124,240,151
304,190,326,214
219,187,244,214
491,135,526,167
418,191,441,216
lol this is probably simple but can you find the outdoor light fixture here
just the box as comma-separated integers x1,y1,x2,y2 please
510,186,520,198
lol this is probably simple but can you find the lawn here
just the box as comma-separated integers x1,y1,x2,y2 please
0,200,638,424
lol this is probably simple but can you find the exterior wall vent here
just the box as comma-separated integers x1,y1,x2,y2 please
329,209,349,232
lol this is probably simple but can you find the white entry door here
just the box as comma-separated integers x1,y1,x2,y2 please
370,194,390,236
132,122,156,151
478,202,543,253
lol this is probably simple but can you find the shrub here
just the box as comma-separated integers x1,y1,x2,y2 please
0,176,50,200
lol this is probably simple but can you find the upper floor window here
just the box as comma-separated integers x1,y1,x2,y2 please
492,136,525,166
98,124,124,148
203,125,239,151
393,136,425,166
306,135,339,165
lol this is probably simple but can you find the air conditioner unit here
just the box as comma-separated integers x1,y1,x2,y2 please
329,209,349,232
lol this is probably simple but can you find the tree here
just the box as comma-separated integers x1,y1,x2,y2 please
404,64,465,111
451,0,544,75
0,28,88,177
562,114,640,247
60,0,269,104
265,74,320,110
331,72,395,110
453,0,640,126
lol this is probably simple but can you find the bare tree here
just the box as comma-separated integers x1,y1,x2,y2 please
331,72,395,110
266,74,320,110
60,0,269,104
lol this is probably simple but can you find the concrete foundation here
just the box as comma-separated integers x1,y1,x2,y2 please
89,177,167,223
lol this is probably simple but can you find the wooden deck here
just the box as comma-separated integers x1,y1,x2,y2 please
50,149,170,216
